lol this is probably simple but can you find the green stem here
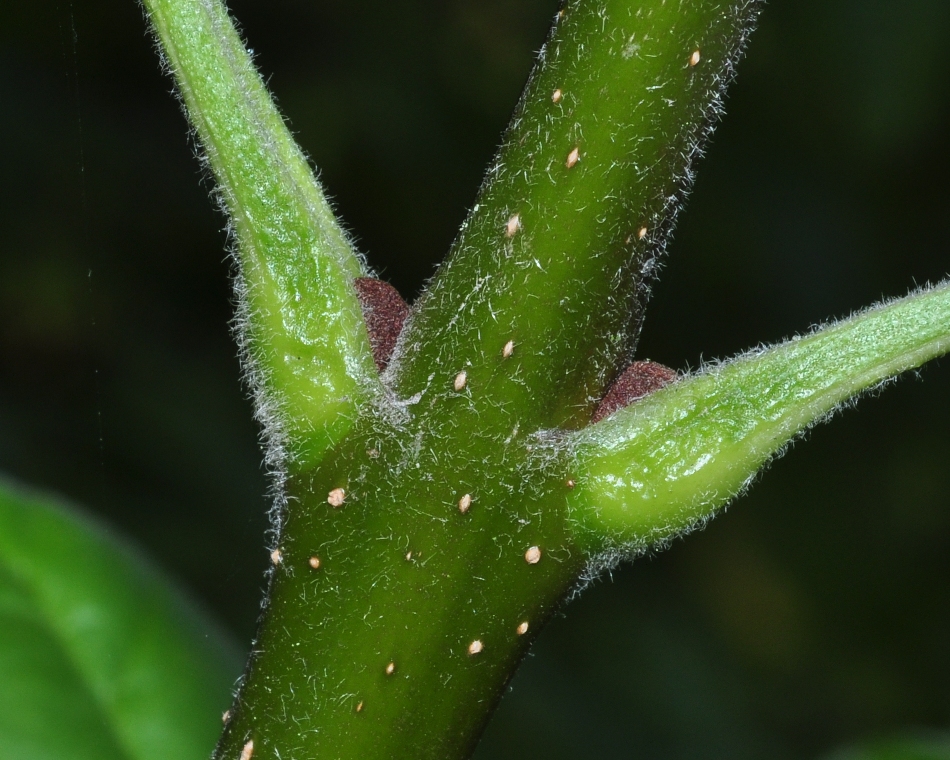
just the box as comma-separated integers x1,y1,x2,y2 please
143,0,378,469
391,0,762,431
207,2,766,758
142,1,950,760
568,283,950,557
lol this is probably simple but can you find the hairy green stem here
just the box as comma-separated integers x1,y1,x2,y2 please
392,0,762,432
144,0,378,469
139,0,950,759
569,283,950,558
206,1,768,757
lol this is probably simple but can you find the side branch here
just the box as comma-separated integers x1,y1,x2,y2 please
567,283,950,558
143,0,378,469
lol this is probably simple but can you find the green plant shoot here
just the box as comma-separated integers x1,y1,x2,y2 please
135,0,950,757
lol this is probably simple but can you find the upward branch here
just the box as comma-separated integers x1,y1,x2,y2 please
144,0,379,470
390,0,762,431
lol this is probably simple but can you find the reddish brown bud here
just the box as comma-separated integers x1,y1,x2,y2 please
354,278,410,372
591,361,677,423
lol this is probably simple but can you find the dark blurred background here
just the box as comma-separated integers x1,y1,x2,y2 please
2,1,949,757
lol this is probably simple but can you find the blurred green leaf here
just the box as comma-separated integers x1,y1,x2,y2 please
0,476,242,760
825,733,950,760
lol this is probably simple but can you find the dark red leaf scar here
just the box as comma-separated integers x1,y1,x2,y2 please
592,360,678,423
354,277,410,371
